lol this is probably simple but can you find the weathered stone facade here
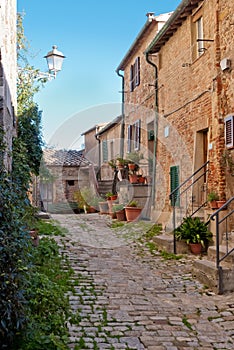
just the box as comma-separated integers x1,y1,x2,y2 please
115,0,233,228
0,0,17,170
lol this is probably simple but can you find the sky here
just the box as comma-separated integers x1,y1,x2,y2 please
17,0,181,150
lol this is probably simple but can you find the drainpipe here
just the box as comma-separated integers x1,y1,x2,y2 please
145,52,158,207
95,129,101,181
116,69,125,158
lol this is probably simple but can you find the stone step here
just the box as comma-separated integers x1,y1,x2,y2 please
193,259,234,294
208,245,234,265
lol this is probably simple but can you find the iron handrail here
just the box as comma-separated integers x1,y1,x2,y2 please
210,196,234,269
170,160,209,199
170,161,210,253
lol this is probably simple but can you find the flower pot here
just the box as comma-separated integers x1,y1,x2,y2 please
189,243,202,255
98,201,109,214
217,200,227,210
124,206,142,222
116,209,126,221
209,200,218,209
128,163,136,171
138,176,145,184
129,174,138,184
110,195,118,201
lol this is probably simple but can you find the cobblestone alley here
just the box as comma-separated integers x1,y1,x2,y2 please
52,213,234,350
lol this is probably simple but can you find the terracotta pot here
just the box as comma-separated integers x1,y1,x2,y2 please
138,176,145,184
128,163,136,171
129,174,138,184
124,206,142,222
209,200,218,209
116,209,126,221
110,195,118,201
189,243,202,255
217,200,227,209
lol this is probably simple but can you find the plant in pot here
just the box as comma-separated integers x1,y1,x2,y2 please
207,191,219,209
116,157,127,169
112,203,126,221
175,216,213,255
124,200,142,222
128,170,138,184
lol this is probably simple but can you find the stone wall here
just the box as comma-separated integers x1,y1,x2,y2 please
0,0,17,170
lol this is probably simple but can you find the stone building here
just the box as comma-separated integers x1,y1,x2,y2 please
144,0,234,228
37,149,90,212
0,0,17,170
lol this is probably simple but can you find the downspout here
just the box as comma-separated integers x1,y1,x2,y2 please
116,69,125,158
95,130,101,181
145,52,158,207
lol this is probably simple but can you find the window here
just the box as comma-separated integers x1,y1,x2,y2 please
133,120,141,151
130,57,140,92
102,140,108,162
67,180,75,186
197,16,204,56
191,9,204,61
127,125,132,153
225,115,234,148
170,165,180,207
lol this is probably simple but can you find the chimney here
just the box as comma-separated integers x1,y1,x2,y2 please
146,12,155,22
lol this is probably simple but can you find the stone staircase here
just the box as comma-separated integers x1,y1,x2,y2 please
193,231,234,294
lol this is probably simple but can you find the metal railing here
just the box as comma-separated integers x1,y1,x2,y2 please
170,161,209,253
209,197,234,294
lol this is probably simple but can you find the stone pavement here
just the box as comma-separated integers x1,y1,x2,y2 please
52,213,234,350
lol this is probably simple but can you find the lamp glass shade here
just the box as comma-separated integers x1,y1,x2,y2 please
45,46,65,72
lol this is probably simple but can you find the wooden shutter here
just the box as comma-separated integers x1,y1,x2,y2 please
170,165,180,206
130,65,134,92
225,115,234,148
127,125,132,153
102,140,108,162
134,119,141,150
135,57,140,86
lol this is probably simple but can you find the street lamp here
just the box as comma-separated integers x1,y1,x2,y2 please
44,45,66,78
18,45,65,80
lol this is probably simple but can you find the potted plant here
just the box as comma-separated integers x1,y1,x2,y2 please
128,171,138,184
116,157,127,169
124,200,142,222
207,191,219,209
175,216,213,254
113,203,126,221
126,151,143,171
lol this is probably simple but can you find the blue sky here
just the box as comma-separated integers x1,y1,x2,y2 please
17,0,180,149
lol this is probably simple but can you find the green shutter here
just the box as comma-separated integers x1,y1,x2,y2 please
170,165,180,206
102,140,108,162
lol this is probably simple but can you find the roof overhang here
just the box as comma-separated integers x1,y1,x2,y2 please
145,0,203,54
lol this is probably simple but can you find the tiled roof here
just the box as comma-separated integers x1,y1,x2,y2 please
43,148,90,166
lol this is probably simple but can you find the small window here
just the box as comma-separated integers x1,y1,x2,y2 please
130,57,140,92
67,180,75,186
197,17,204,56
102,140,108,162
225,115,234,148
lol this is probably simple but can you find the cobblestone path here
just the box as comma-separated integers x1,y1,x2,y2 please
52,213,234,350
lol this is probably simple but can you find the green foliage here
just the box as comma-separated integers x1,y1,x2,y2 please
127,200,138,207
175,217,213,247
207,191,219,202
112,203,125,212
15,238,73,350
0,162,31,347
34,219,68,236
